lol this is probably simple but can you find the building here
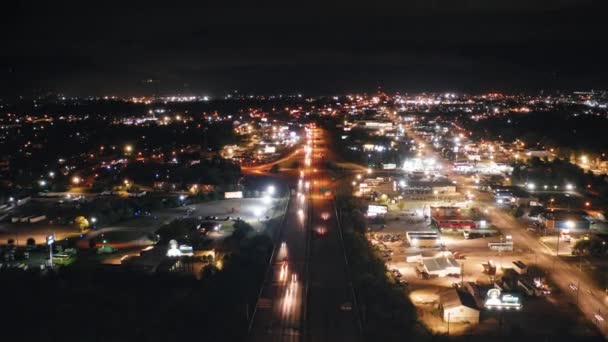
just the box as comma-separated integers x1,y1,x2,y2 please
541,210,591,230
431,207,477,231
421,253,461,277
406,231,442,248
439,289,480,324
408,180,457,194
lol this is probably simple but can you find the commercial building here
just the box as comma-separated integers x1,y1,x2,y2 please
420,253,461,277
406,231,442,248
431,206,477,231
541,210,591,230
439,289,480,324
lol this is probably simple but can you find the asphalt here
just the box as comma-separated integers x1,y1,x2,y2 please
249,126,361,342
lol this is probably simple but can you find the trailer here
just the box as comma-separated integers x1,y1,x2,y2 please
29,215,47,223
488,242,513,251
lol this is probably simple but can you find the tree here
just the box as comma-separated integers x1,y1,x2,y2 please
397,201,406,211
513,205,525,218
200,264,219,280
26,238,36,248
74,216,90,232
232,220,254,240
573,236,608,256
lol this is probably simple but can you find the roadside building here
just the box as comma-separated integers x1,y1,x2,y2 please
439,289,480,324
408,180,457,194
431,207,477,231
420,254,461,277
406,231,442,248
541,210,591,230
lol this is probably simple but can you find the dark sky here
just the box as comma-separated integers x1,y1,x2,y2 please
2,0,607,97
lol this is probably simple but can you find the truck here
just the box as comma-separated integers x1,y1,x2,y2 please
29,215,46,223
488,241,513,251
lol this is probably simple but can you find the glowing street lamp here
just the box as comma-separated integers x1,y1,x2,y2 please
38,180,47,187
72,176,81,185
253,207,264,218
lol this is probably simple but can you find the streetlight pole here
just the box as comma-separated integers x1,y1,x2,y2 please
46,234,55,268
447,312,450,336
577,279,581,306
553,232,560,271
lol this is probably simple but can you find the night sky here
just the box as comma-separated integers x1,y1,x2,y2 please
2,0,607,97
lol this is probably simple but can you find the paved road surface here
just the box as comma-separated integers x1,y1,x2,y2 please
249,126,360,342
306,127,361,342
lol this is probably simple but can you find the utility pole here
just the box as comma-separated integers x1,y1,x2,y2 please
447,312,450,336
461,262,464,288
553,233,560,271
577,279,581,306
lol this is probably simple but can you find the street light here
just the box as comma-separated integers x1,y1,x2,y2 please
566,184,574,191
38,180,47,187
267,185,275,195
72,176,81,185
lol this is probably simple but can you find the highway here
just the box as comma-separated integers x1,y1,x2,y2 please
306,128,361,342
249,125,360,341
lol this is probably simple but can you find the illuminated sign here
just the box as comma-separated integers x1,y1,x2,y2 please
224,191,243,199
484,289,522,310
264,146,276,154
367,205,388,216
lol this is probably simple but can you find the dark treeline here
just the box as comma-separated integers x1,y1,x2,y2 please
0,227,273,342
461,110,608,154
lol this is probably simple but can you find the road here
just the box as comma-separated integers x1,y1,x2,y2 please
249,125,360,341
306,127,361,342
249,191,308,342
404,122,608,336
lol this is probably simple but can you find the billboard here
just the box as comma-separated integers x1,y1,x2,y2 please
224,191,243,199
484,289,522,310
